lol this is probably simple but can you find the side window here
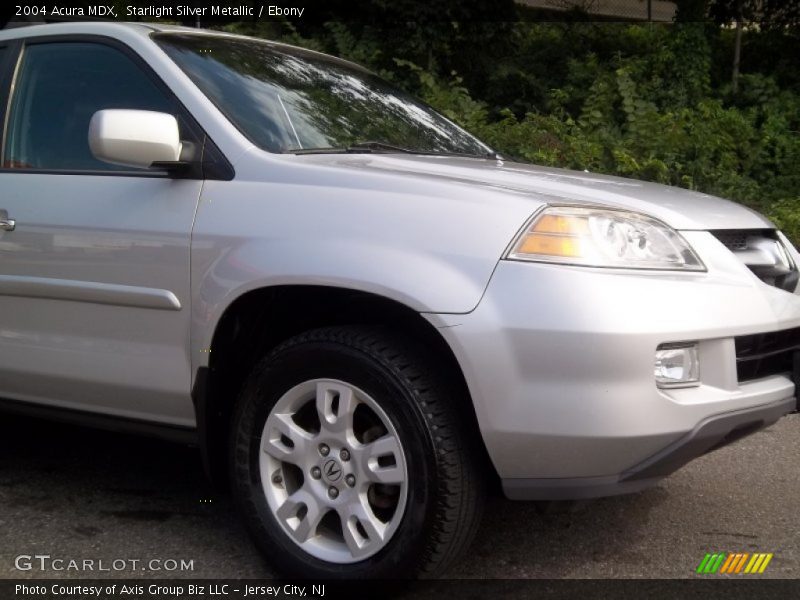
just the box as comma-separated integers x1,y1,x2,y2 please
0,46,8,106
3,42,183,171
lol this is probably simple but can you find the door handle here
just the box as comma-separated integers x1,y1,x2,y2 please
0,218,15,232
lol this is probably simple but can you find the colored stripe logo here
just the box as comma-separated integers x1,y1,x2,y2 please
696,552,773,574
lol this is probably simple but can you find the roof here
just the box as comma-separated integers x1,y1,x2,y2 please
0,20,157,41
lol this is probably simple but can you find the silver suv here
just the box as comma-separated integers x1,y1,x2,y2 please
0,22,796,578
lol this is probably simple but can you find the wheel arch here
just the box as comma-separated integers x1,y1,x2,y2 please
193,284,493,487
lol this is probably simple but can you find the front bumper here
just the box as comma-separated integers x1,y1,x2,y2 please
503,396,793,499
427,231,799,499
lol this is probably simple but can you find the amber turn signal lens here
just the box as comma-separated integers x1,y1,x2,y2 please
517,233,583,257
532,214,589,235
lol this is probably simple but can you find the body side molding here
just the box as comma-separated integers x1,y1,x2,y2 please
0,274,182,310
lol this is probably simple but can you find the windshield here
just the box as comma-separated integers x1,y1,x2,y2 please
154,33,493,156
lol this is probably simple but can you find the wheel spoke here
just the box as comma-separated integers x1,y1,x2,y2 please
340,495,387,559
360,434,405,484
315,381,358,435
262,412,312,466
276,489,325,544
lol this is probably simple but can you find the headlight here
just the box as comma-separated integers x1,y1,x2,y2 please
507,206,705,271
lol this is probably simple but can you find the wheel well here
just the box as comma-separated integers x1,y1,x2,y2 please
197,285,494,488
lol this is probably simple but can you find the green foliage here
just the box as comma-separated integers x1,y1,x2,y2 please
400,22,800,244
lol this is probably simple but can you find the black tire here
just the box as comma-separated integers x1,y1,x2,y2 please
229,325,485,578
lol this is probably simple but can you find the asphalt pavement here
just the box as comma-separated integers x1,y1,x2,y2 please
0,411,797,580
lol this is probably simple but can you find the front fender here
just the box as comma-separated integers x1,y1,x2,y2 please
188,178,533,369
191,238,490,358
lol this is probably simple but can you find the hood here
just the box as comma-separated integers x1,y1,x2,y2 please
296,153,773,231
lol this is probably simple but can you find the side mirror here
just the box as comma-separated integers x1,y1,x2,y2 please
88,109,183,169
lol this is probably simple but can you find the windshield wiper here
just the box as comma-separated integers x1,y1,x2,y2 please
349,141,503,159
288,141,502,160
288,141,415,155
347,141,417,153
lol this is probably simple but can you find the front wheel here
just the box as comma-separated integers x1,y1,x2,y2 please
230,326,484,578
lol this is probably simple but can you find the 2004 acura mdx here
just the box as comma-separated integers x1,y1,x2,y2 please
0,22,797,578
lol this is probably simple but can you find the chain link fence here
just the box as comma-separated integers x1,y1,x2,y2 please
518,0,678,22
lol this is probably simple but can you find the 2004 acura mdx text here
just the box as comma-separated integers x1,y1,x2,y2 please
0,22,796,578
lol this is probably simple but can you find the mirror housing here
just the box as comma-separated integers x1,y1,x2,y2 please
88,109,183,169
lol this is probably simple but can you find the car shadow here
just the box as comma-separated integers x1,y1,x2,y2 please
0,413,272,578
0,413,667,579
447,489,671,578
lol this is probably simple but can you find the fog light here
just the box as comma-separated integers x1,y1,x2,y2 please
655,343,700,387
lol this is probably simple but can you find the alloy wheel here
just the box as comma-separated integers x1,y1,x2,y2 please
259,379,408,563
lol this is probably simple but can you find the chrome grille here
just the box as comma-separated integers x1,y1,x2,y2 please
713,231,749,251
711,229,799,293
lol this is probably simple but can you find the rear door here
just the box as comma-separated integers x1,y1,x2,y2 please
0,37,203,426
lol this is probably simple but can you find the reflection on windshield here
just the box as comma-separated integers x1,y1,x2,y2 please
155,33,492,156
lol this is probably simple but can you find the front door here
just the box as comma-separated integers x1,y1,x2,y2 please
0,38,202,426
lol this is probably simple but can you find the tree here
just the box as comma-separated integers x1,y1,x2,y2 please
710,0,800,92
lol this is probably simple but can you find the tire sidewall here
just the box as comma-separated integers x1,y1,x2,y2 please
231,338,440,579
